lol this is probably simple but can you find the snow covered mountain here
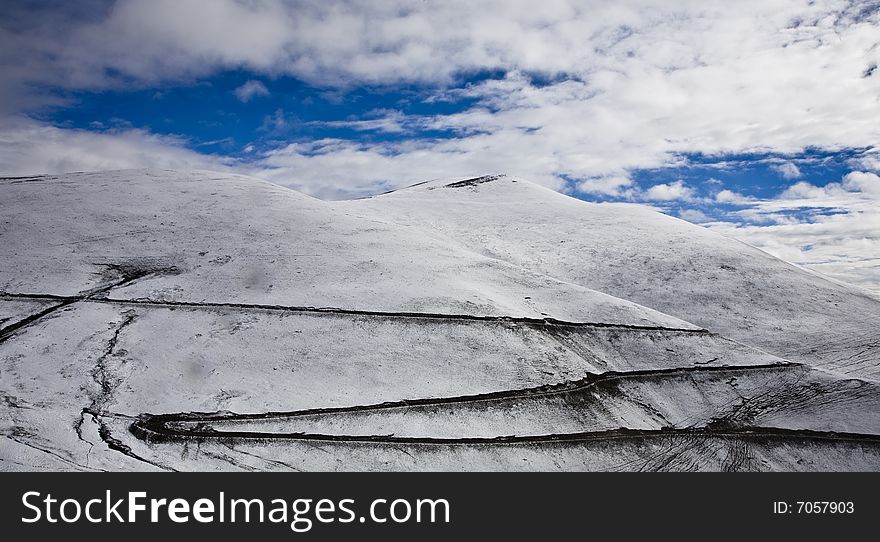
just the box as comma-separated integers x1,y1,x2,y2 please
346,175,880,381
1,170,879,471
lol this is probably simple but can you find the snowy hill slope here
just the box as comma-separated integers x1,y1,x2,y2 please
346,175,880,381
0,170,690,328
1,170,879,471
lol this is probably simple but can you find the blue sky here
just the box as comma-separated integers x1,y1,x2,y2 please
43,70,481,156
40,74,874,225
1,1,879,291
36,70,872,205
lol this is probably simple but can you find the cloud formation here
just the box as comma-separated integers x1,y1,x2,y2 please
233,80,269,102
3,1,879,189
772,162,803,179
0,117,231,176
644,180,696,202
703,168,880,294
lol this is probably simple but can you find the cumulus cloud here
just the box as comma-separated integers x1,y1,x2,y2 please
715,189,754,204
252,137,568,199
2,1,879,189
233,80,269,102
0,117,232,176
576,176,634,197
842,170,880,195
705,172,880,294
848,149,880,172
771,161,802,179
780,181,834,199
678,209,712,224
644,180,695,201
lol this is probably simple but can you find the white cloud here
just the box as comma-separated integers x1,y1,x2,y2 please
252,137,568,199
779,180,847,200
1,1,879,194
848,149,880,172
704,172,880,294
233,80,269,102
715,189,754,204
771,161,802,179
259,108,290,133
644,180,695,201
0,117,232,176
678,209,711,224
311,110,414,134
576,176,633,197
842,170,880,195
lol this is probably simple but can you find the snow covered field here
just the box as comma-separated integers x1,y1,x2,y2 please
1,170,878,471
